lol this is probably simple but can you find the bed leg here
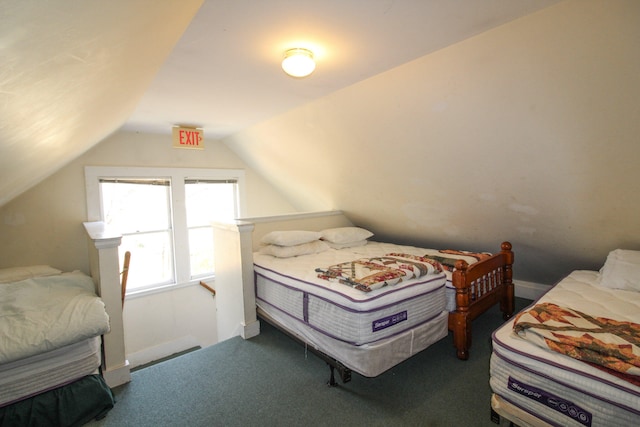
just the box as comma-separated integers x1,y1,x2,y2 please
490,407,500,424
456,344,469,361
501,277,515,321
327,362,352,386
341,366,352,383
327,364,337,387
450,313,471,360
454,331,470,360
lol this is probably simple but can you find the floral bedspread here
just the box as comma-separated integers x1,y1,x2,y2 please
316,253,443,292
513,303,640,383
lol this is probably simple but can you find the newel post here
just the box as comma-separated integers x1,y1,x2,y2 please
83,221,130,387
212,220,260,342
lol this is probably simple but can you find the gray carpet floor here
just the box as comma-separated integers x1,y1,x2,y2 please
88,298,531,427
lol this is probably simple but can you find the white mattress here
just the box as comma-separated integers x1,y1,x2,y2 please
254,242,448,346
490,270,640,427
254,242,454,376
0,336,102,407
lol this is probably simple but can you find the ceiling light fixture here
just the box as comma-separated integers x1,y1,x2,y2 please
281,48,316,78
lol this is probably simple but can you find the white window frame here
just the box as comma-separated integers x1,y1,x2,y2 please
85,166,246,296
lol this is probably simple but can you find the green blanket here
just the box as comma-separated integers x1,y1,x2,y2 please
0,375,115,427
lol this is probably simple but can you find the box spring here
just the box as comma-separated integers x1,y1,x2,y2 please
0,336,102,407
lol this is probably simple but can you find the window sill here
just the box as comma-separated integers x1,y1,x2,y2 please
124,276,215,300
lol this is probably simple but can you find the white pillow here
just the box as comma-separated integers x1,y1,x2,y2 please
320,227,373,244
0,265,62,284
325,240,369,249
260,230,322,247
599,249,640,291
259,240,329,258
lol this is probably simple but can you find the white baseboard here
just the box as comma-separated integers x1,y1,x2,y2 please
514,280,550,301
102,361,131,388
241,319,261,339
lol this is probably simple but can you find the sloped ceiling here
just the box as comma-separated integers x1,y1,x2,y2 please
1,0,560,207
5,0,637,285
123,0,562,137
0,0,203,207
223,0,640,284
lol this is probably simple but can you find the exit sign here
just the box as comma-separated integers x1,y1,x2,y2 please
172,126,204,150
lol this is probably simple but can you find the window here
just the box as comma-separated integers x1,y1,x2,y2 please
185,179,238,278
85,166,245,295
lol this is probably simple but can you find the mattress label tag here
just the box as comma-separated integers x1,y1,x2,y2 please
507,376,592,427
372,311,407,332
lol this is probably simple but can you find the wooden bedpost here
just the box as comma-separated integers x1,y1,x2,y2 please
499,242,515,320
450,260,471,360
83,221,131,387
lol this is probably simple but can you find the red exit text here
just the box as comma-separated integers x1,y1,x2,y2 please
172,126,204,150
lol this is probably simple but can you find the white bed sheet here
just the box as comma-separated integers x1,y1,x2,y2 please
490,270,640,427
0,336,102,407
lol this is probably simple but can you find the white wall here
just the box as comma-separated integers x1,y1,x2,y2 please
122,285,218,368
0,130,296,365
224,0,640,286
0,130,295,271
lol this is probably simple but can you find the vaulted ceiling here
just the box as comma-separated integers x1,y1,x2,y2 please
4,0,638,286
1,0,561,207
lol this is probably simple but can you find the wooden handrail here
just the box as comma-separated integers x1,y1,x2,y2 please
121,251,131,306
199,281,216,296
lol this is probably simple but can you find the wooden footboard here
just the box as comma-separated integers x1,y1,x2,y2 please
448,242,514,360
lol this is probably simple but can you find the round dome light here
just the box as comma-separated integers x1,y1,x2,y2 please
282,48,316,78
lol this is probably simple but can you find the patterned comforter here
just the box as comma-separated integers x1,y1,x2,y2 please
513,303,640,383
316,253,443,292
